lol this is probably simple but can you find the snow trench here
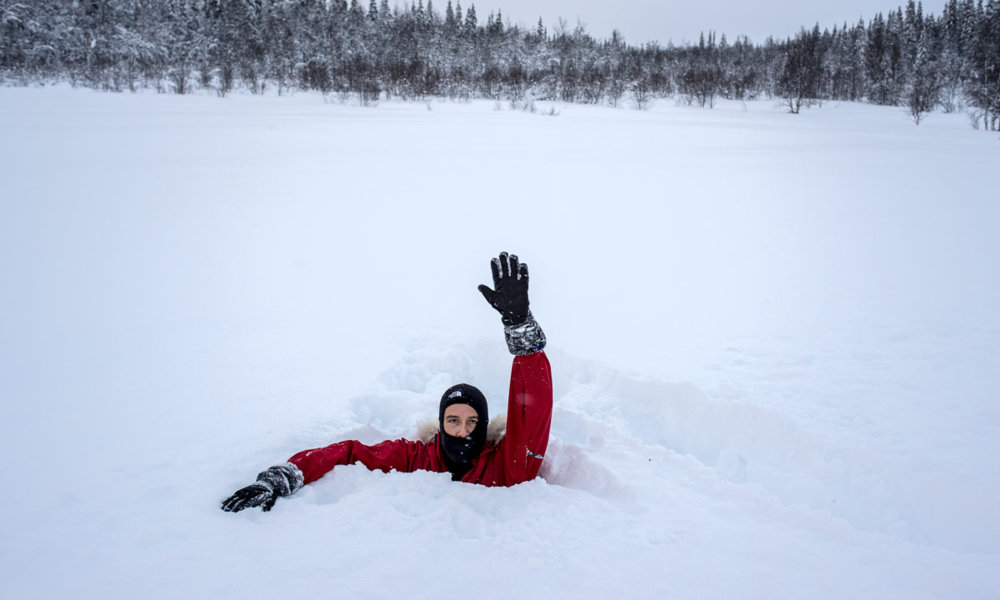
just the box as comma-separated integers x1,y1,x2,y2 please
288,341,983,553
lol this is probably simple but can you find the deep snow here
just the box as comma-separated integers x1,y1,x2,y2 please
1,86,998,598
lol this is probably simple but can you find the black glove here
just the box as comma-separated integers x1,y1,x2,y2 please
478,252,546,355
221,463,304,513
478,252,530,326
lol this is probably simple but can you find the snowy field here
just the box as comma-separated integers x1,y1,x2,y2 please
1,85,998,598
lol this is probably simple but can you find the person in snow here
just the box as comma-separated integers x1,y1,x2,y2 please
221,252,552,512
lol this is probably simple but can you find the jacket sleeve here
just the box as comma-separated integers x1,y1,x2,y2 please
500,351,553,485
287,438,429,486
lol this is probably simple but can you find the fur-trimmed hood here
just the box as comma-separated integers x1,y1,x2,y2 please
414,413,508,445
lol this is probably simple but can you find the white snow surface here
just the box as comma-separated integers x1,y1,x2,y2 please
1,86,998,598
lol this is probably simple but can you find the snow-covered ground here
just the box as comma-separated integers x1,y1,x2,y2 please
1,85,998,598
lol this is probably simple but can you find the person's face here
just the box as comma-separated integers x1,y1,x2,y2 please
443,404,479,438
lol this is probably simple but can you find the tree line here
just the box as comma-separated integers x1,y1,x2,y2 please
1,0,998,127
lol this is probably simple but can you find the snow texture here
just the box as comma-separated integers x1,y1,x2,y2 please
0,86,998,599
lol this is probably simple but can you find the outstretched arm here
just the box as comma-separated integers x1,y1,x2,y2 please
221,439,429,512
287,438,428,485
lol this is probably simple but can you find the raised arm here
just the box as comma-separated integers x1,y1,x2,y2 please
478,252,552,485
502,351,552,484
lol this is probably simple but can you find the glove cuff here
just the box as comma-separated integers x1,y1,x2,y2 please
256,463,304,497
500,308,529,327
504,311,546,355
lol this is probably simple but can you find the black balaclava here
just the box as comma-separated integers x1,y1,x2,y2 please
438,383,489,480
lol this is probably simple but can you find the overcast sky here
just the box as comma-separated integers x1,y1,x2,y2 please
461,0,931,45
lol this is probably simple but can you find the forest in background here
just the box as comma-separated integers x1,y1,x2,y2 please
1,0,998,127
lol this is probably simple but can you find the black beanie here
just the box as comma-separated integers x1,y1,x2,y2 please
439,383,489,425
438,383,490,479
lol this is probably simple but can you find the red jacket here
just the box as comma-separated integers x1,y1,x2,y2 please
288,351,553,487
